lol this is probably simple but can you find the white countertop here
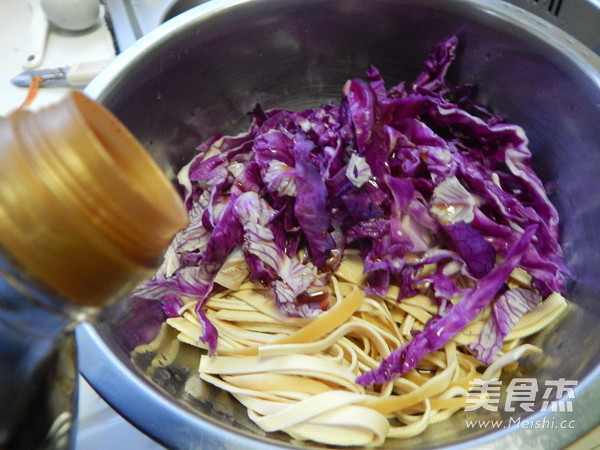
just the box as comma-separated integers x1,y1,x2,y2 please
0,0,115,116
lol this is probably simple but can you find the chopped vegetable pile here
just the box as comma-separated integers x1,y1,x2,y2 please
135,35,567,386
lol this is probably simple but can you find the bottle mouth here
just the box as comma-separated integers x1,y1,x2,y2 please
0,92,188,308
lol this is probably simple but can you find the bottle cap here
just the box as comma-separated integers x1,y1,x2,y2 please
0,92,188,308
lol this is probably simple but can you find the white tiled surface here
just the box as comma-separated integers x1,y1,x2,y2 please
0,0,115,117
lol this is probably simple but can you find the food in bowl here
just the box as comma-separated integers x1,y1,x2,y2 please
132,36,568,447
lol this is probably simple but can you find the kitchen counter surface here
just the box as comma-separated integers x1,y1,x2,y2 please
0,0,116,116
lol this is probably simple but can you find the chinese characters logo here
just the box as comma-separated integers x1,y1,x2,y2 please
466,377,578,413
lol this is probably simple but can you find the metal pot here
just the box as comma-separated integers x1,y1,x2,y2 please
79,0,600,448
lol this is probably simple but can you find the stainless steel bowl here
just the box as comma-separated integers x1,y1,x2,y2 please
79,0,600,448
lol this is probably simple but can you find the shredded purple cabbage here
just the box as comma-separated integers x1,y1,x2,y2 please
355,224,536,385
468,286,541,364
134,35,567,383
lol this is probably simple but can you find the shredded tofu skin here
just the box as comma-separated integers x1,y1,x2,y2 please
133,251,570,448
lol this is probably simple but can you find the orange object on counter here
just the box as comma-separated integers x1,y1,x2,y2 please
18,75,42,109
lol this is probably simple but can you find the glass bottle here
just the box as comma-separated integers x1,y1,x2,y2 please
0,92,188,449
